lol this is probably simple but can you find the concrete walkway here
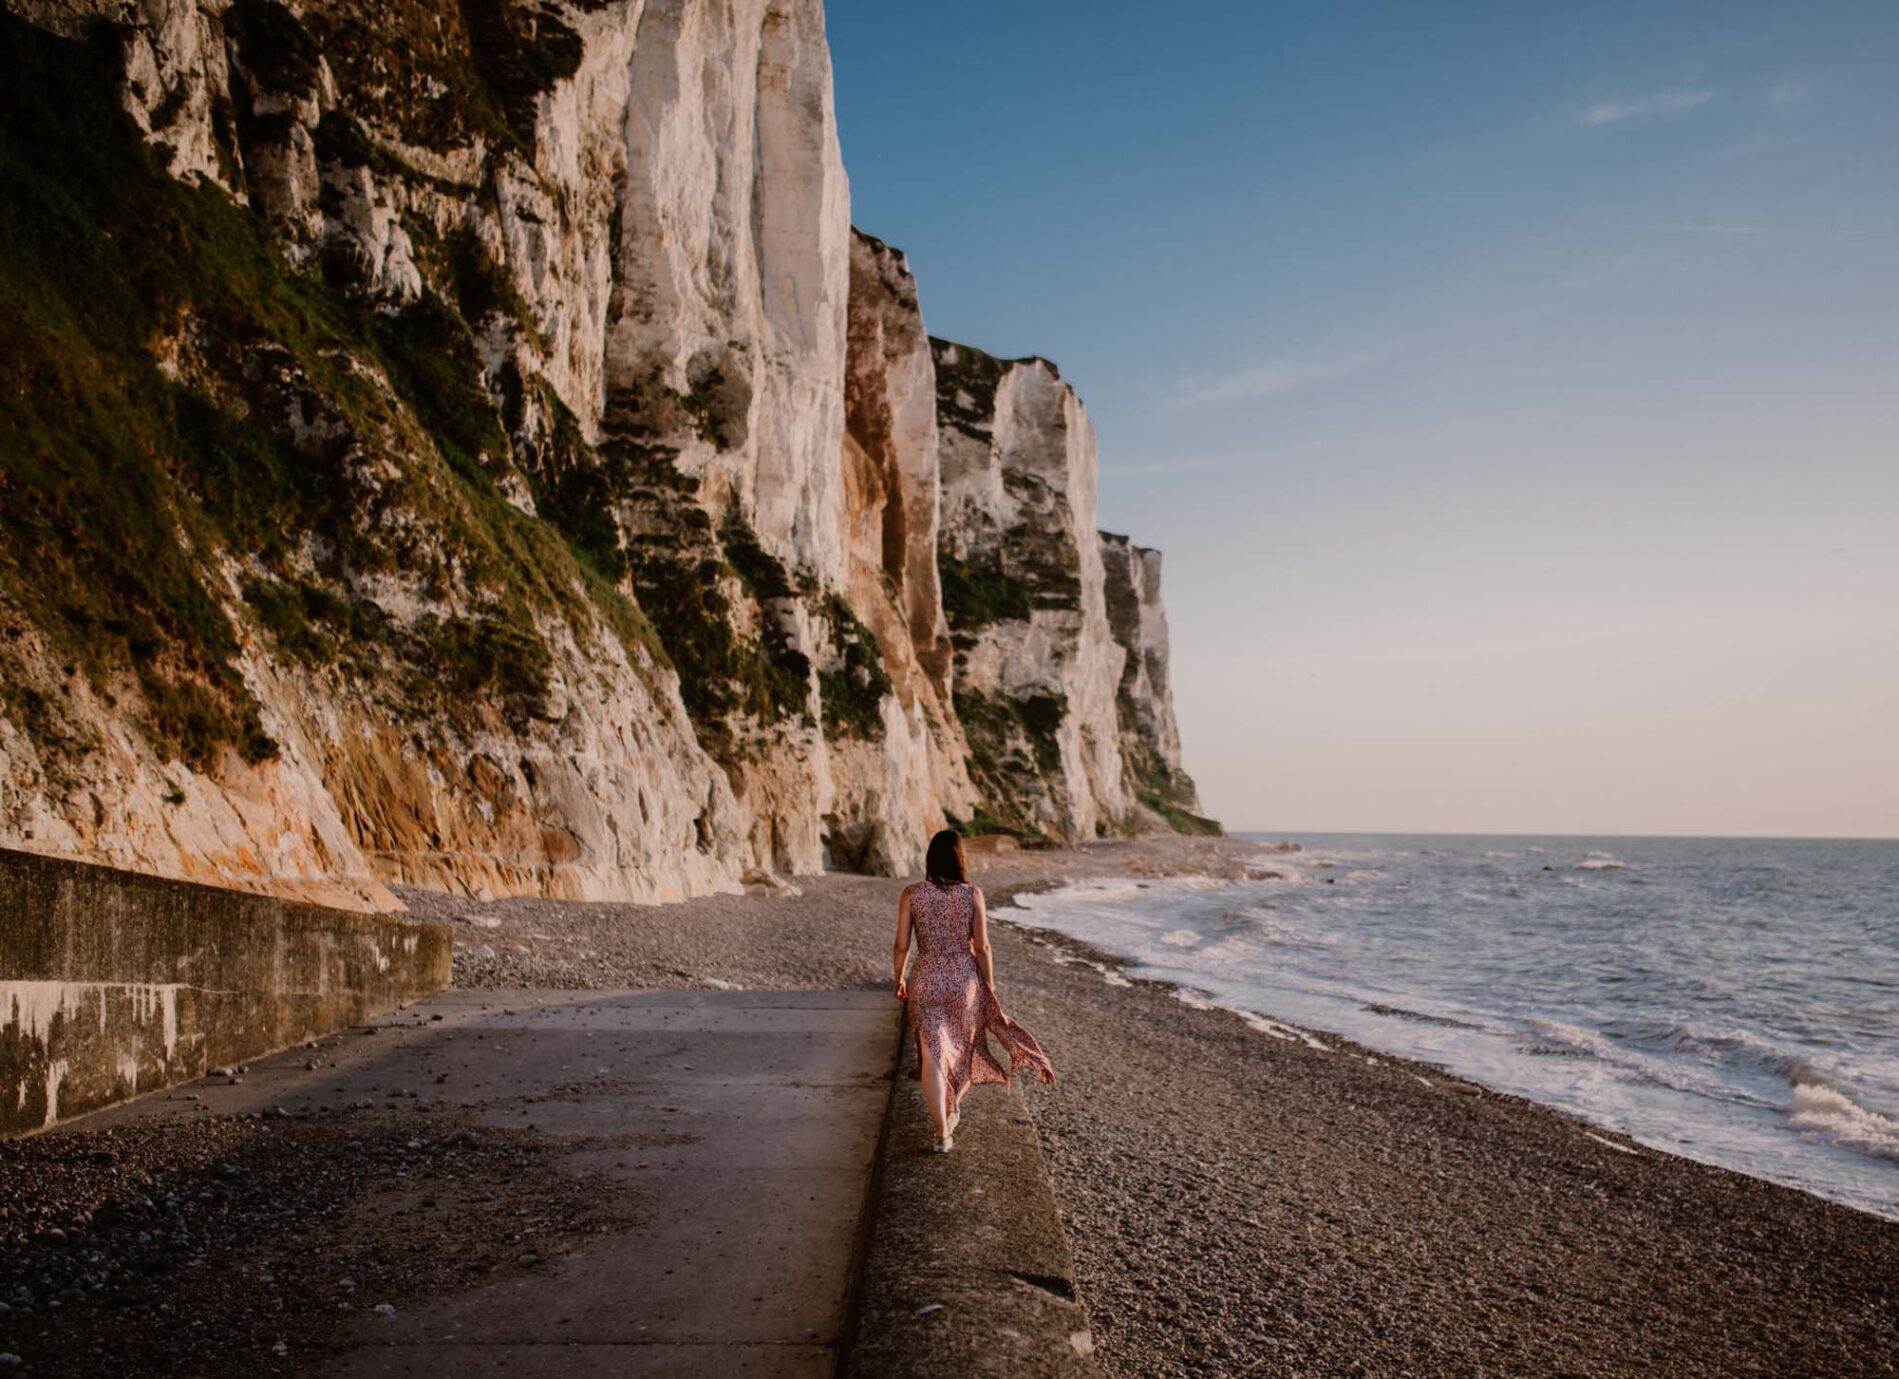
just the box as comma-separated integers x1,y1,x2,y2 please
86,987,901,1377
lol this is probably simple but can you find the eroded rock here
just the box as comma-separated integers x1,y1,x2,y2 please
0,0,1207,909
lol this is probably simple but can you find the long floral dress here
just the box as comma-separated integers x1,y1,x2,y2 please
904,880,1055,1109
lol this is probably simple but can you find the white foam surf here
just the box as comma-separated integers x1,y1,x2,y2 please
1001,835,1899,1221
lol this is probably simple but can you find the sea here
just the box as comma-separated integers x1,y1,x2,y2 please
1002,833,1899,1221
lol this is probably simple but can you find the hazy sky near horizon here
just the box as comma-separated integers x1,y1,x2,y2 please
826,2,1899,838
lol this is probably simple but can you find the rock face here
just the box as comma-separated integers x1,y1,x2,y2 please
0,0,1209,912
1100,533,1214,832
831,230,978,871
932,342,1133,842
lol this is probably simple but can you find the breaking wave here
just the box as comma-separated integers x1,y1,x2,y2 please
1789,1073,1899,1163
1003,833,1899,1220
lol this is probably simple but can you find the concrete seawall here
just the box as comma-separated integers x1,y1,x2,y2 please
0,848,451,1134
844,1051,1104,1378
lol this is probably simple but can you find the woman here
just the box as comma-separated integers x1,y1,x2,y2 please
892,828,1055,1153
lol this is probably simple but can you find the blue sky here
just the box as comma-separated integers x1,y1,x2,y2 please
826,3,1899,837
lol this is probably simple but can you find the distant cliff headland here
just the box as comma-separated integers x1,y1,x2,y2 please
0,0,1214,912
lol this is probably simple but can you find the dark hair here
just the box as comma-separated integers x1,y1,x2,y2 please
924,828,968,886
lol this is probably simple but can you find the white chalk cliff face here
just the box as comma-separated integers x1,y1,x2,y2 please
832,230,978,871
601,0,850,574
932,343,1135,842
0,0,1209,911
1100,533,1210,830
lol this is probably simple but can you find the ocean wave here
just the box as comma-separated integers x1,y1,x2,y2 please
1788,1079,1899,1162
1523,1017,1604,1052
1007,837,1899,1218
1238,1009,1331,1050
1214,905,1284,940
1516,1016,1866,1124
1605,1017,1812,1082
1361,1001,1489,1032
1018,881,1148,908
1217,903,1278,923
1048,950,1133,988
1520,1017,1731,1098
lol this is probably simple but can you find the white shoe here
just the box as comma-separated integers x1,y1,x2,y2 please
934,1135,954,1153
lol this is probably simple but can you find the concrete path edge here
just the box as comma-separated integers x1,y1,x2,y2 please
841,1016,1104,1378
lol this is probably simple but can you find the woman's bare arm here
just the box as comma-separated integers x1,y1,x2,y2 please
892,888,913,999
970,886,997,994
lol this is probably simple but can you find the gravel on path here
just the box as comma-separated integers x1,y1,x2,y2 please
0,1091,634,1376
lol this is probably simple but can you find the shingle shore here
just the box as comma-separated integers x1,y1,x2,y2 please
7,836,1894,1377
418,835,1899,1378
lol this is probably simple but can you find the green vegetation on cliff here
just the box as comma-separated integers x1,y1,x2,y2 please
296,0,579,157
0,14,656,764
1121,711,1220,836
226,0,324,94
949,688,1069,839
818,594,893,738
458,0,583,152
621,503,812,742
938,552,1036,629
929,335,1064,447
929,337,1010,442
3,16,304,766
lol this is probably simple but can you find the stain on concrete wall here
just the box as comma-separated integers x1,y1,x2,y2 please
0,849,450,1133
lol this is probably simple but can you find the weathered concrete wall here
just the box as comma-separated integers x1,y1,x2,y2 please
0,848,451,1135
843,1056,1102,1377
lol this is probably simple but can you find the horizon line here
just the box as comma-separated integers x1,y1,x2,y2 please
1223,827,1897,843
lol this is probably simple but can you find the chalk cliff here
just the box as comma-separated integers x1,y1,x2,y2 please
1100,533,1217,834
932,342,1133,841
0,0,1210,911
832,230,979,871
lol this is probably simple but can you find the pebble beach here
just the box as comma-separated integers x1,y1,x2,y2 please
418,835,1899,1378
5,835,1895,1377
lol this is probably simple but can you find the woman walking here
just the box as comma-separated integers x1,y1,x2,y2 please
892,829,1055,1153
